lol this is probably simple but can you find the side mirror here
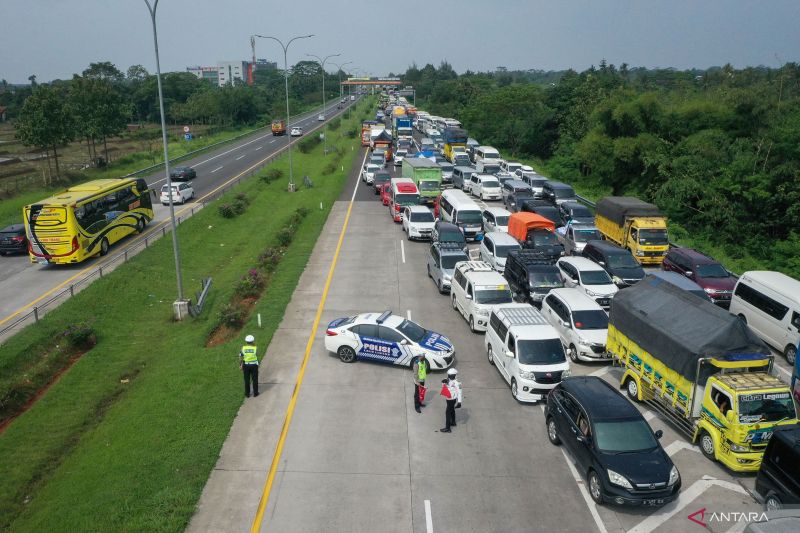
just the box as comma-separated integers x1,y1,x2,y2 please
598,261,605,266
562,320,570,328
725,411,736,423
505,350,514,358
400,339,409,345
685,271,693,278
465,294,473,300
654,429,663,440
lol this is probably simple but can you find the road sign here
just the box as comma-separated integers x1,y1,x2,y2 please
183,126,190,133
184,133,192,141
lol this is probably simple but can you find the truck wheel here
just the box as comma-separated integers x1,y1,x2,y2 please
737,314,747,324
452,295,457,310
699,430,716,461
784,344,797,365
427,264,432,278
625,377,640,402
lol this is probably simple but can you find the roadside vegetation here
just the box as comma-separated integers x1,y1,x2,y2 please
0,98,373,531
411,61,800,278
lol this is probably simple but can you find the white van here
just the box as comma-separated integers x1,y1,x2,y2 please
439,189,484,241
484,303,570,402
450,261,513,331
729,271,800,364
479,231,521,272
541,288,610,363
473,146,501,164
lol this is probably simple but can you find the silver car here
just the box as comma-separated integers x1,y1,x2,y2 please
427,242,469,294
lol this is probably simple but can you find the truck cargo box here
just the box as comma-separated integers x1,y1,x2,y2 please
609,277,770,381
596,196,663,226
507,212,555,242
443,127,468,145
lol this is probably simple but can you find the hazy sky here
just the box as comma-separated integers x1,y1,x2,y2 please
2,0,799,83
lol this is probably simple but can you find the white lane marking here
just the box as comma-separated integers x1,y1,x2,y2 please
191,131,272,167
407,310,411,320
725,519,749,533
210,166,223,173
663,440,701,457
400,240,406,263
270,139,277,143
589,365,611,377
235,154,246,161
627,476,747,533
255,146,263,151
424,500,433,533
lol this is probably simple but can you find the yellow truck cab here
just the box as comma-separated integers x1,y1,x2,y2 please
594,197,669,265
608,277,797,473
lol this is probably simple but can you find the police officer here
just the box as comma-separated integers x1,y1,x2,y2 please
239,334,259,398
412,356,428,413
440,368,463,433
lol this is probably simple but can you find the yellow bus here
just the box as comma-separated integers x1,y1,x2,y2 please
24,178,154,265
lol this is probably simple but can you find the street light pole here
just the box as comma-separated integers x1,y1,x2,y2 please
255,33,313,191
143,0,185,308
329,60,352,104
306,53,340,155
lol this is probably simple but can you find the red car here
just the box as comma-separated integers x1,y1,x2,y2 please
662,247,736,308
380,182,392,205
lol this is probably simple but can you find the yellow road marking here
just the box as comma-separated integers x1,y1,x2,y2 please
0,109,343,328
249,148,368,532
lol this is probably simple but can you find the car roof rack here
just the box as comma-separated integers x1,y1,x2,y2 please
456,261,494,274
437,242,466,251
511,249,556,265
376,311,393,324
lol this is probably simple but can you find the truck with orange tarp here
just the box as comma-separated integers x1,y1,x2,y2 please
507,212,565,263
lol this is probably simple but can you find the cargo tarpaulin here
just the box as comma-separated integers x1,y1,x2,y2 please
596,196,662,226
507,212,555,243
608,277,770,381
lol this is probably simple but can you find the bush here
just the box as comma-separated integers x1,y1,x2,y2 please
298,135,321,154
323,160,338,175
260,168,283,184
234,269,266,298
328,117,341,131
218,302,247,328
257,247,284,271
218,203,235,218
345,127,358,139
63,322,96,349
276,227,294,247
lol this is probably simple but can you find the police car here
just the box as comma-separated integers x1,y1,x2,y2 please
324,311,455,370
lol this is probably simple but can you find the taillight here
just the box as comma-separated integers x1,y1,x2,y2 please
325,329,338,336
71,236,79,252
11,236,24,242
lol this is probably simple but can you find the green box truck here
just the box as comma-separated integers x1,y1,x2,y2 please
402,158,442,206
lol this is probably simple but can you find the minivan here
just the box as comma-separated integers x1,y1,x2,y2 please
452,166,477,191
542,288,610,363
581,241,645,288
729,271,800,364
754,423,800,511
439,189,484,241
473,146,501,164
485,303,570,402
479,231,521,272
504,250,565,306
542,181,577,206
501,179,532,205
662,247,737,308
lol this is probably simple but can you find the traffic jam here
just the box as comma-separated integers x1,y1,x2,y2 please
324,91,800,521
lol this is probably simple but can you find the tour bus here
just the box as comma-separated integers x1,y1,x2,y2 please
389,178,420,223
24,178,153,264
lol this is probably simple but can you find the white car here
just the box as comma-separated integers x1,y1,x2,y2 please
541,288,610,363
318,114,325,121
394,149,407,167
160,182,194,205
402,205,436,241
450,261,513,332
472,174,502,201
556,257,618,310
290,127,303,137
324,311,455,370
361,164,382,184
482,207,511,233
479,231,521,272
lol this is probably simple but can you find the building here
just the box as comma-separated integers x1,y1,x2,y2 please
187,59,277,87
186,66,219,85
217,61,248,87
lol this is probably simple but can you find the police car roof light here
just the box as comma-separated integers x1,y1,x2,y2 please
376,311,393,324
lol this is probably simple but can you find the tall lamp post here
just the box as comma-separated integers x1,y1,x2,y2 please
306,53,340,155
329,60,352,103
255,33,313,192
143,0,185,313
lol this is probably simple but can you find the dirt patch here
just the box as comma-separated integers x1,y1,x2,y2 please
206,296,258,348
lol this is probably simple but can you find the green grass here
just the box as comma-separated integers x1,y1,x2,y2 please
0,98,374,531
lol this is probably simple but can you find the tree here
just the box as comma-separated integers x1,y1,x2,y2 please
28,74,37,86
126,64,149,82
82,62,125,84
68,75,131,164
15,84,75,181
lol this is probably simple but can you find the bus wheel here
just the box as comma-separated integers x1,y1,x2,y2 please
135,219,145,233
100,238,109,256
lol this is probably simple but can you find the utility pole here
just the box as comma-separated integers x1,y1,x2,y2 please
306,53,341,155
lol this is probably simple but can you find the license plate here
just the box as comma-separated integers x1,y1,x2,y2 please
642,499,664,506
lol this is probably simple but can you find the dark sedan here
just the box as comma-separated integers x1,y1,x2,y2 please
169,166,196,181
0,224,28,255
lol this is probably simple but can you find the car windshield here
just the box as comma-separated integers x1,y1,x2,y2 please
483,164,500,174
457,211,483,224
367,165,381,172
374,174,391,184
495,215,509,226
410,211,434,222
507,164,522,173
573,229,602,242
531,231,557,246
579,269,613,285
440,164,453,172
594,419,658,453
554,187,575,199
419,181,440,191
530,270,564,287
570,206,592,218
441,253,469,269
482,179,500,188
517,338,566,365
395,194,420,206
397,319,426,342
572,310,609,330
607,254,641,269
638,229,669,245
439,230,465,244
738,392,797,424
696,263,729,278
474,288,513,304
495,244,521,258
516,190,534,199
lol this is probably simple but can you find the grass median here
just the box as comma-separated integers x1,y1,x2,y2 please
0,98,373,531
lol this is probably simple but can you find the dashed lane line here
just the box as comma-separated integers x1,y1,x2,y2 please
210,166,223,173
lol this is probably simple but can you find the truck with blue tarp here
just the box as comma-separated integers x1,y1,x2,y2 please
442,127,468,163
607,278,798,472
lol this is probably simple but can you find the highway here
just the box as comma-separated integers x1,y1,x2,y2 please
189,148,766,533
0,99,358,333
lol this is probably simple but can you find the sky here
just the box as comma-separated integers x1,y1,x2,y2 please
2,0,799,84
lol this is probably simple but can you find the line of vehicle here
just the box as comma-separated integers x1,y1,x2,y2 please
0,101,355,328
249,148,368,532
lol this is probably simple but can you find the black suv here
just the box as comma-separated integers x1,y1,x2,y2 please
169,166,196,181
521,199,561,226
755,424,800,511
545,376,681,506
431,221,467,252
504,250,565,306
581,240,645,288
558,201,594,226
0,224,28,255
542,180,577,206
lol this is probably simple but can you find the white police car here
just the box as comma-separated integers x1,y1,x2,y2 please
324,311,455,370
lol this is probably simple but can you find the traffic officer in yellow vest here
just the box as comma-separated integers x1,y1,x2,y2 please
239,334,259,398
412,355,428,413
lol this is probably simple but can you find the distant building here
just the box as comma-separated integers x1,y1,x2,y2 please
217,61,248,87
186,66,219,85
187,59,276,87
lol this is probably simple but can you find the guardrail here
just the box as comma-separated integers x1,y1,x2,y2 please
0,97,368,345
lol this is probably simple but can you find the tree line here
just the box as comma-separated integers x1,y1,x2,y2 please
2,61,347,180
407,61,800,277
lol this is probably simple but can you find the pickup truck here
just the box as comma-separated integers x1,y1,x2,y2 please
556,222,603,255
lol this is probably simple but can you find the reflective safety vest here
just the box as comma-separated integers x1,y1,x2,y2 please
241,344,258,364
417,359,427,381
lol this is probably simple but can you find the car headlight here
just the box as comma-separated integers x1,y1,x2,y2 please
607,469,633,490
585,289,598,297
577,337,590,347
668,465,680,486
704,287,717,294
476,308,489,316
562,367,571,378
518,370,535,380
612,276,623,285
728,441,748,452
636,251,645,257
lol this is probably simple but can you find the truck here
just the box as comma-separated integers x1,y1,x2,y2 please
361,120,379,147
370,129,393,161
402,158,442,206
393,116,413,140
507,212,565,263
594,196,669,265
442,127,468,163
608,278,798,473
271,119,286,136
556,221,603,256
